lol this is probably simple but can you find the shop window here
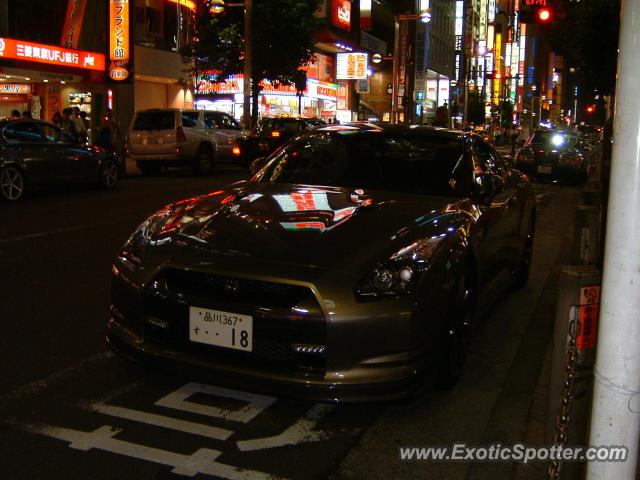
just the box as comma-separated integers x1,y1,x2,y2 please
2,122,44,143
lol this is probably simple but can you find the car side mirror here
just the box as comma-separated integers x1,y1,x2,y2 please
248,156,266,176
474,173,503,204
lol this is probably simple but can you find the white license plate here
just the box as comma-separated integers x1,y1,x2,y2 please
189,307,253,352
537,165,553,174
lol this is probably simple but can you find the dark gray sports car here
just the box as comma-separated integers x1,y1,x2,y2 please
0,119,119,201
108,124,535,401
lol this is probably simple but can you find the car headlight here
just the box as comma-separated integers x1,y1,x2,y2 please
355,236,446,299
118,208,175,268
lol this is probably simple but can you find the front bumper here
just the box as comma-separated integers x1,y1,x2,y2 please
108,255,449,402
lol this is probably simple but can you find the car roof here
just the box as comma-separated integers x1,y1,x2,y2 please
316,122,467,140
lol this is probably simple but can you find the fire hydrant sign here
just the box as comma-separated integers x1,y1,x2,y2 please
577,285,600,350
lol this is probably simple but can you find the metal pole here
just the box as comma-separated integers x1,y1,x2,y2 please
587,0,640,477
391,17,400,123
242,0,252,130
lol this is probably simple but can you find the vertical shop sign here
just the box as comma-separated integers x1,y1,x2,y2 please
60,0,88,49
109,0,130,81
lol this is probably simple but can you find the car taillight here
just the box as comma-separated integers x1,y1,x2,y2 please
271,131,280,138
232,145,241,156
176,126,187,143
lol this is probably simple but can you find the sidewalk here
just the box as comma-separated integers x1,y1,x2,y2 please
333,186,582,480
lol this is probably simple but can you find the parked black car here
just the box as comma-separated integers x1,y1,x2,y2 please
0,119,119,201
515,129,588,184
108,124,536,401
233,117,325,167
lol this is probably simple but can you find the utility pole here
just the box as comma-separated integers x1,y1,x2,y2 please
587,0,640,477
242,0,252,130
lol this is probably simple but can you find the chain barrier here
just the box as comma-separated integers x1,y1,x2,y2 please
547,307,579,480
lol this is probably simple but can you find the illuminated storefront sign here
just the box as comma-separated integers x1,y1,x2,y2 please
336,52,368,80
109,0,130,61
109,0,130,81
167,0,196,11
60,0,87,49
0,37,105,71
196,74,338,102
331,0,351,31
0,84,31,94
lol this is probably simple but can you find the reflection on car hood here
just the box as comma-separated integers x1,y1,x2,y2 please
152,182,473,273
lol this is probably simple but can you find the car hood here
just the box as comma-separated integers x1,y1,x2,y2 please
150,182,473,275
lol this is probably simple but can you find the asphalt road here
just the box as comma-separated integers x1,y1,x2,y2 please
0,168,578,480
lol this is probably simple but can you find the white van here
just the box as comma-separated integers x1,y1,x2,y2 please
127,109,246,175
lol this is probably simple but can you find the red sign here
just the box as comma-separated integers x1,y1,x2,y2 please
60,0,88,49
0,37,105,71
109,65,129,81
577,285,600,350
331,0,351,31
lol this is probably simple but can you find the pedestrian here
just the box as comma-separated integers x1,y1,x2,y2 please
10,109,20,119
510,127,519,156
61,108,76,137
95,110,123,159
71,106,88,143
79,111,90,142
52,111,63,127
433,106,449,128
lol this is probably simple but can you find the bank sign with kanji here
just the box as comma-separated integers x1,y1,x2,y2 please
0,37,105,71
109,0,130,81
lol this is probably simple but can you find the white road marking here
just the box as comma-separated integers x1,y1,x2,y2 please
24,423,285,479
86,402,233,441
236,403,336,452
155,383,276,424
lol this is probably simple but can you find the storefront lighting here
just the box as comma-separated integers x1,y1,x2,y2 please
43,79,49,83
60,81,66,84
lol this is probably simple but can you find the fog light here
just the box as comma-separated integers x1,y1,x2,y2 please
292,344,326,355
399,267,413,283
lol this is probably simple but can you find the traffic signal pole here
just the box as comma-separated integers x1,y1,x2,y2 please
242,0,252,130
587,0,640,477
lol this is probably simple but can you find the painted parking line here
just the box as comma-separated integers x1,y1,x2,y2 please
237,403,336,452
85,402,234,441
24,423,284,480
155,383,277,424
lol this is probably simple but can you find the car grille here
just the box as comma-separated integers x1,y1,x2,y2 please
142,268,327,376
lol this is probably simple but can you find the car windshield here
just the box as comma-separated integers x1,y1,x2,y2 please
254,130,470,197
132,111,175,131
529,131,578,148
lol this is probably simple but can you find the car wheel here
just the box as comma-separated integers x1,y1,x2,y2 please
193,145,214,176
436,270,473,390
138,162,161,176
99,158,119,189
0,165,26,202
515,214,535,288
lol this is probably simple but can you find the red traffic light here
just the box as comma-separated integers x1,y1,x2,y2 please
537,7,552,22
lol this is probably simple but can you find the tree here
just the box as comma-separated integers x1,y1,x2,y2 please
190,0,321,126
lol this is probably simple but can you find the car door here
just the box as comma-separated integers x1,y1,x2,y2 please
471,137,520,296
42,124,97,180
1,121,62,183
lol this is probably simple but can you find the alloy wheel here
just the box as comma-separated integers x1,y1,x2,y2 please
0,166,25,201
100,160,118,188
